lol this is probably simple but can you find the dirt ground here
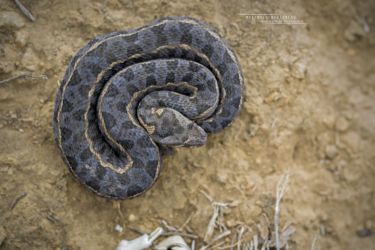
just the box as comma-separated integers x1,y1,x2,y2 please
0,0,374,249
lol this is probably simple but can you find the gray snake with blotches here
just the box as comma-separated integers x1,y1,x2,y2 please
53,17,243,199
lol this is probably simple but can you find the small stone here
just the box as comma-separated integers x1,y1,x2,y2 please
325,145,338,159
320,213,328,222
335,117,350,132
336,160,347,171
21,47,39,71
265,90,282,103
216,171,228,184
15,30,29,47
291,61,306,79
128,214,136,222
322,114,336,129
344,20,366,42
226,219,238,227
114,224,123,233
0,11,25,29
249,205,262,217
357,227,372,238
0,61,15,74
255,157,262,165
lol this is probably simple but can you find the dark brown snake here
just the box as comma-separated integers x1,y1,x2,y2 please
53,17,243,199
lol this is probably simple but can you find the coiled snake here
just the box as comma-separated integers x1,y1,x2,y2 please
53,17,243,199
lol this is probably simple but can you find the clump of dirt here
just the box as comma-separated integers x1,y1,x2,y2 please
0,0,374,249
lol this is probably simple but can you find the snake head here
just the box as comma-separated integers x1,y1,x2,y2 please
138,107,207,147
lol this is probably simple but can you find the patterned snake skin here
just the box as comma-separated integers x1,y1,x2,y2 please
53,17,243,199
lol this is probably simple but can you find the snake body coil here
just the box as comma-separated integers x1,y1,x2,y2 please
53,17,243,199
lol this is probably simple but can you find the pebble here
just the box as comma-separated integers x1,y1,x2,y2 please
335,117,350,132
128,214,137,222
320,213,328,222
344,20,366,42
265,90,282,103
115,224,123,233
356,227,372,238
21,47,40,71
291,61,307,79
15,30,29,47
216,171,228,184
249,205,262,217
226,219,238,227
322,114,336,129
0,60,15,74
325,145,338,159
0,11,25,29
337,160,347,171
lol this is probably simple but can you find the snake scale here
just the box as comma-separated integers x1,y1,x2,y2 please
53,17,243,199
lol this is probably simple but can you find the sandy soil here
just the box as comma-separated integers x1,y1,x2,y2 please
0,0,374,249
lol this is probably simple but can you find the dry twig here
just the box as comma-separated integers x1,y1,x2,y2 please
9,192,27,209
14,0,36,21
0,73,47,85
161,219,198,239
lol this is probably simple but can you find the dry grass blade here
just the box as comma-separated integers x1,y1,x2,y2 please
161,219,198,239
0,73,47,85
161,220,178,232
205,240,226,250
236,226,245,250
310,234,318,250
179,212,196,231
0,74,27,85
204,205,219,242
14,0,36,21
275,173,290,250
162,231,198,239
201,190,239,243
253,235,259,250
201,230,232,250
